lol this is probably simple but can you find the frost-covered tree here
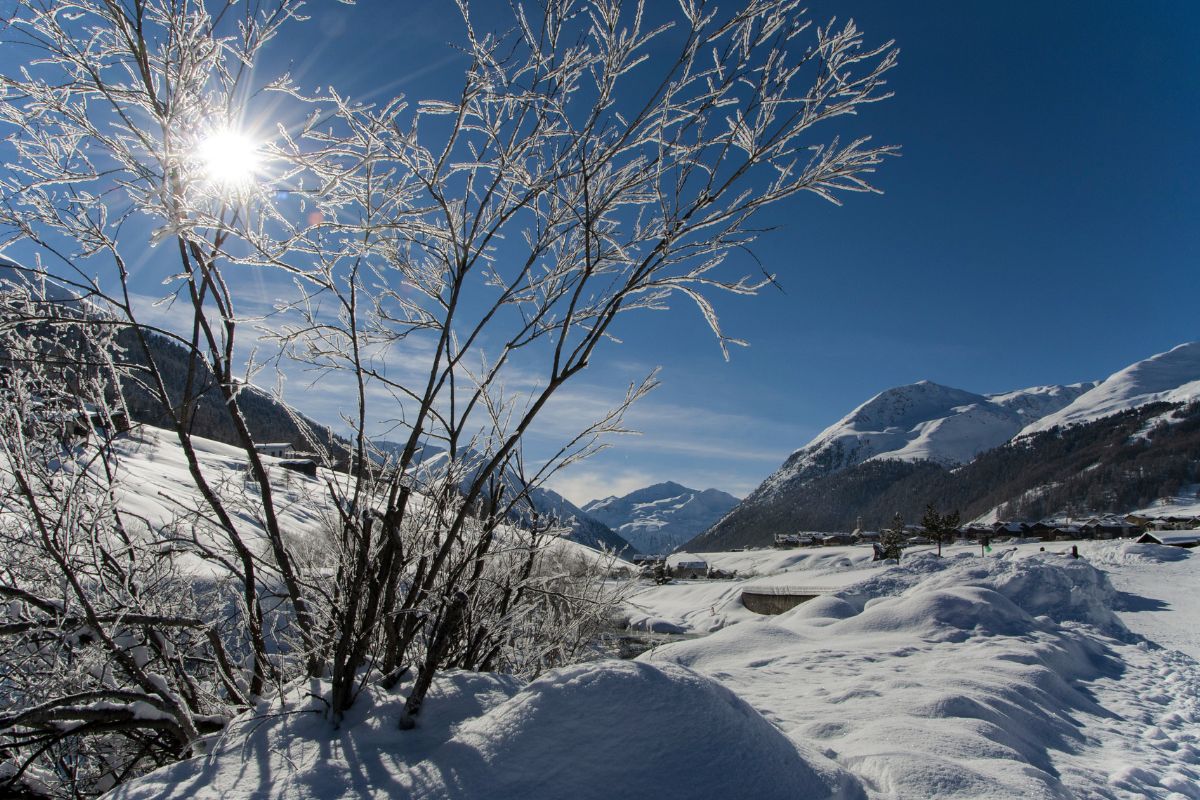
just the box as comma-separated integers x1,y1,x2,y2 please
0,0,897,794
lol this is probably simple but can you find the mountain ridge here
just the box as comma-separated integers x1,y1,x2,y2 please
693,342,1200,549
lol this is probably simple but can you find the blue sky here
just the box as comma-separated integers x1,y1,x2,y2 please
4,1,1198,506
537,0,1200,503
488,0,1197,504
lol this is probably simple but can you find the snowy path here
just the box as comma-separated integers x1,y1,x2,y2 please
1059,640,1200,798
1084,541,1200,661
1056,542,1200,797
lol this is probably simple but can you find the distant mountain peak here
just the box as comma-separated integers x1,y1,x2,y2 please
582,482,738,554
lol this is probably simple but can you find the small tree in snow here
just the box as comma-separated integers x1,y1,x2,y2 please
921,503,960,557
878,511,905,560
0,0,897,793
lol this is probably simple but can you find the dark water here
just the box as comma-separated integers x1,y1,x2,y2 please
605,629,703,659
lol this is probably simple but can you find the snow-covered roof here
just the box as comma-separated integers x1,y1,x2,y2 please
665,551,707,568
1135,530,1200,547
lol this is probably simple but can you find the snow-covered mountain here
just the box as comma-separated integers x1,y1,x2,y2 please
582,482,739,554
760,379,1095,496
372,440,636,554
527,487,636,553
1018,342,1200,436
692,342,1200,551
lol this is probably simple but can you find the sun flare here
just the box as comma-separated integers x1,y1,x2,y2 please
196,128,260,189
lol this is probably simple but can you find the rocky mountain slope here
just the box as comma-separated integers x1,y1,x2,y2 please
692,343,1200,550
582,482,739,554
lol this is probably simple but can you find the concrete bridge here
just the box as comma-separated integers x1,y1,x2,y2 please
740,586,827,615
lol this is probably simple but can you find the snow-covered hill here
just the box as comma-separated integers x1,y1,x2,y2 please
1018,342,1200,436
760,379,1093,496
582,482,739,555
754,342,1200,501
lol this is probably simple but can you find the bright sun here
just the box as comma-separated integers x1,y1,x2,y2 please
196,129,260,189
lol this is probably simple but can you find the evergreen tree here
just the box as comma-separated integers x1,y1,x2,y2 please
878,512,905,560
922,504,961,557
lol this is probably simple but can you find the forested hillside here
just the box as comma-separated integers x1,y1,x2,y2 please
689,402,1200,550
118,329,344,455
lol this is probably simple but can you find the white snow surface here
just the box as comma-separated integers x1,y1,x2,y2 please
624,548,881,634
1084,539,1200,660
109,663,860,800
1019,341,1200,436
83,430,1200,800
1132,484,1200,520
109,539,1200,799
645,546,1200,799
85,426,623,577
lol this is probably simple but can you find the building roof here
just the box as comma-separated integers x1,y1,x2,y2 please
666,552,708,568
1136,530,1200,546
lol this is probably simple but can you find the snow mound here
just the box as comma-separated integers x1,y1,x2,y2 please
643,552,1194,798
827,551,1123,634
1086,540,1191,566
107,671,523,800
110,662,861,800
425,660,862,800
832,585,1036,642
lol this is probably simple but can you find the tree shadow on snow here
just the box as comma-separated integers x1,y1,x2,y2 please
1112,590,1170,613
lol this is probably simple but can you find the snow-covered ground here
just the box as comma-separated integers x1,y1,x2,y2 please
108,534,1200,799
1132,484,1200,522
622,547,881,634
641,543,1200,798
89,426,623,577
1082,540,1200,660
74,430,1200,800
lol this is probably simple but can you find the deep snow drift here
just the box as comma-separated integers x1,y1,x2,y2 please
109,542,1200,799
109,662,861,800
644,547,1200,799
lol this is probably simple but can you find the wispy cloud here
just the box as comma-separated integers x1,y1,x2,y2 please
529,383,811,463
545,468,660,508
519,379,816,503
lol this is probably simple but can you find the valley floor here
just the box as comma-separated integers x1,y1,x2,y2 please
99,438,1199,800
